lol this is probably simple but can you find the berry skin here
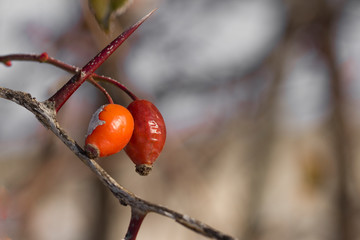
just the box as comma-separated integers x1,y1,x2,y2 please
85,104,134,158
125,100,166,176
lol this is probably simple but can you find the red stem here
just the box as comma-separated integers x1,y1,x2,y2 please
88,77,114,104
0,53,80,73
0,53,139,101
95,75,138,101
48,9,155,112
124,208,147,240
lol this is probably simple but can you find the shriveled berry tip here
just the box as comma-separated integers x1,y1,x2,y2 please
135,164,153,176
85,143,100,159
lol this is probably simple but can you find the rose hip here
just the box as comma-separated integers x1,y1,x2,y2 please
85,104,134,158
125,100,166,175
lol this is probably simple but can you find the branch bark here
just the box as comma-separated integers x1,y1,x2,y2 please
0,86,237,240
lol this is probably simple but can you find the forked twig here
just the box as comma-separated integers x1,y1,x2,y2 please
0,86,237,240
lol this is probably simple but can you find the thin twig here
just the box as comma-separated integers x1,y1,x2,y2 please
0,53,137,101
0,53,80,73
0,86,237,240
88,77,114,104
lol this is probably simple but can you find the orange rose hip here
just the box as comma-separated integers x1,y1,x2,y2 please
85,104,134,158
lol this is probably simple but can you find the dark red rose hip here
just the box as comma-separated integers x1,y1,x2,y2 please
125,99,166,176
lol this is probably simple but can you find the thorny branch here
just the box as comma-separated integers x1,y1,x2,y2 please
0,86,237,240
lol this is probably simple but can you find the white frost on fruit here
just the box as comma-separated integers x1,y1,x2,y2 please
86,105,106,137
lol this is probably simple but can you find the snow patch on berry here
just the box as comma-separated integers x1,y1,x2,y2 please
86,105,106,137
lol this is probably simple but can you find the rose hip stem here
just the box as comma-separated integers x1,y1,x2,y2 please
48,9,156,112
88,77,114,104
95,75,138,101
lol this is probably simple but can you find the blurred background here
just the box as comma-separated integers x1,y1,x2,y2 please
0,0,359,239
